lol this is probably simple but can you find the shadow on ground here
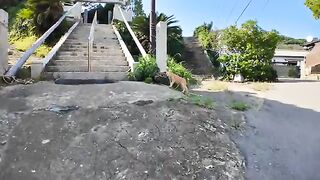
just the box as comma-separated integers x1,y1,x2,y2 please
194,89,320,180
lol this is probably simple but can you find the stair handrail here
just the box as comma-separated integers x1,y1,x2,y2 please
5,2,82,77
113,25,137,72
88,11,98,72
116,5,147,57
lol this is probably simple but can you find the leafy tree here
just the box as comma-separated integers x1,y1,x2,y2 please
194,22,219,49
132,0,145,17
9,0,70,44
194,22,213,37
219,20,280,81
305,0,320,19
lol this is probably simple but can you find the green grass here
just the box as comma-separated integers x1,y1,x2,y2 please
13,36,51,58
14,36,37,51
185,94,215,109
229,101,250,111
35,45,51,58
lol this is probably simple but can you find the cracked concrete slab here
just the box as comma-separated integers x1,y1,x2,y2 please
0,81,244,180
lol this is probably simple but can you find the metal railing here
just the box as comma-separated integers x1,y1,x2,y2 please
5,2,82,77
88,11,98,72
116,5,147,57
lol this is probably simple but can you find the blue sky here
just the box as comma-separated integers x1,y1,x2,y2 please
141,0,320,39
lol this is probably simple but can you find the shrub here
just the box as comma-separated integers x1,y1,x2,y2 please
131,56,195,84
133,56,159,81
167,57,194,84
206,50,220,68
144,77,153,84
288,66,299,78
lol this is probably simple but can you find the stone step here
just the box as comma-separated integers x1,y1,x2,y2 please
91,52,124,56
59,47,123,53
54,56,88,60
50,72,128,81
62,42,120,47
62,42,89,46
56,51,123,56
67,35,117,40
64,40,119,45
60,45,88,49
57,51,88,56
60,43,120,50
60,47,122,53
46,65,130,72
54,55,125,60
48,60,128,66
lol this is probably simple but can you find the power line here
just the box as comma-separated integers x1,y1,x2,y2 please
226,0,241,24
235,0,254,25
262,0,271,11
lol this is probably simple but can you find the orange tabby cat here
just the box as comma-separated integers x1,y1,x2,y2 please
166,71,189,94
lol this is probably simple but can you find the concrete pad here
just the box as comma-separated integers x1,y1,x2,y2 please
0,82,244,179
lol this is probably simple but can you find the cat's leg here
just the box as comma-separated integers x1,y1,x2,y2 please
182,84,187,94
169,79,175,87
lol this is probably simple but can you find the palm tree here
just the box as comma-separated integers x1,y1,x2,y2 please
27,0,65,34
150,0,156,54
132,13,184,58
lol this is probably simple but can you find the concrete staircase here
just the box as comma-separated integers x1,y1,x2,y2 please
183,37,214,76
44,24,130,81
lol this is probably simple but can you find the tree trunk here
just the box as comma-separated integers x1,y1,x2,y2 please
150,0,156,55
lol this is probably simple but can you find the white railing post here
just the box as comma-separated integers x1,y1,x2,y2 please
108,11,113,24
113,25,138,72
114,5,147,57
75,2,82,20
88,11,98,72
156,22,167,72
84,9,88,24
0,9,8,76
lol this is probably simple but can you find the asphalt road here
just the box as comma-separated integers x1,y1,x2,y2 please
233,80,320,180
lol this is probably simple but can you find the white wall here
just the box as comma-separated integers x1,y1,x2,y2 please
156,22,167,72
0,9,8,75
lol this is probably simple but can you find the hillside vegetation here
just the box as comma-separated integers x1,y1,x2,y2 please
4,0,72,59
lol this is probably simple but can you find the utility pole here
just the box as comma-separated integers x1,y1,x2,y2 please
150,0,156,55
